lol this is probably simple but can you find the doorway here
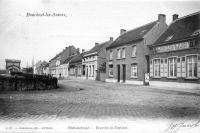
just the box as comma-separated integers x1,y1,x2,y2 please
122,64,126,82
117,65,120,82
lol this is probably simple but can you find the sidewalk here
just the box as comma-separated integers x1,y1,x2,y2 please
60,78,200,95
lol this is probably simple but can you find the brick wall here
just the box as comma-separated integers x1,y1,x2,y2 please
106,40,146,82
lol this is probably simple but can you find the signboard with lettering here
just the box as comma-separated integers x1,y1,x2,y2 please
155,42,190,53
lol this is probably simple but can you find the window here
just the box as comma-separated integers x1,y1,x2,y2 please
177,57,181,77
78,66,81,75
117,49,121,59
122,48,126,58
92,65,94,77
70,68,74,74
150,60,153,77
65,67,68,75
168,57,177,78
191,29,200,36
164,59,168,77
160,59,164,77
109,65,113,77
140,30,146,35
109,50,113,60
131,64,138,78
198,55,200,78
181,57,186,77
186,55,197,78
132,46,137,57
165,35,173,41
153,59,160,77
89,66,91,76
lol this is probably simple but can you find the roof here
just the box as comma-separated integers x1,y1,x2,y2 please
70,52,86,64
5,59,21,62
61,55,75,64
153,12,200,46
49,51,62,62
85,40,112,56
107,21,158,49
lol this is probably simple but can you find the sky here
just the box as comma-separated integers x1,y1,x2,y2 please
0,0,200,69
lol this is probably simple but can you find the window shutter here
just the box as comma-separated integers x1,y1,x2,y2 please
150,60,153,77
177,57,181,77
181,57,186,77
198,55,200,78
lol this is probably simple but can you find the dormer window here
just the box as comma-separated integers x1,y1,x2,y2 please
140,30,146,35
165,35,173,41
191,29,200,36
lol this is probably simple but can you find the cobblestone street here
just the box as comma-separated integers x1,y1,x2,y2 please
0,79,200,120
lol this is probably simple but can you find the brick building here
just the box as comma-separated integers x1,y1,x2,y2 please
82,38,113,80
106,14,168,85
149,12,200,89
49,45,79,78
59,55,75,79
69,50,86,79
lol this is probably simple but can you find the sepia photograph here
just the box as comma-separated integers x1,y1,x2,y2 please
0,0,200,132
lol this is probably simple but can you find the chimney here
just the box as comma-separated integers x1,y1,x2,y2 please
120,29,126,35
95,42,99,46
82,49,85,53
172,14,179,21
158,14,166,23
109,37,113,42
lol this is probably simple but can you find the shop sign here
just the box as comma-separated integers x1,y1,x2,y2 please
155,41,190,53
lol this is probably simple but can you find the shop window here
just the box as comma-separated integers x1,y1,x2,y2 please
122,48,126,58
160,59,164,77
153,59,160,77
198,55,200,78
168,57,177,78
132,46,137,57
181,57,186,77
109,65,113,77
164,59,168,77
186,55,197,78
131,64,138,78
177,57,181,77
109,50,113,60
117,49,121,59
